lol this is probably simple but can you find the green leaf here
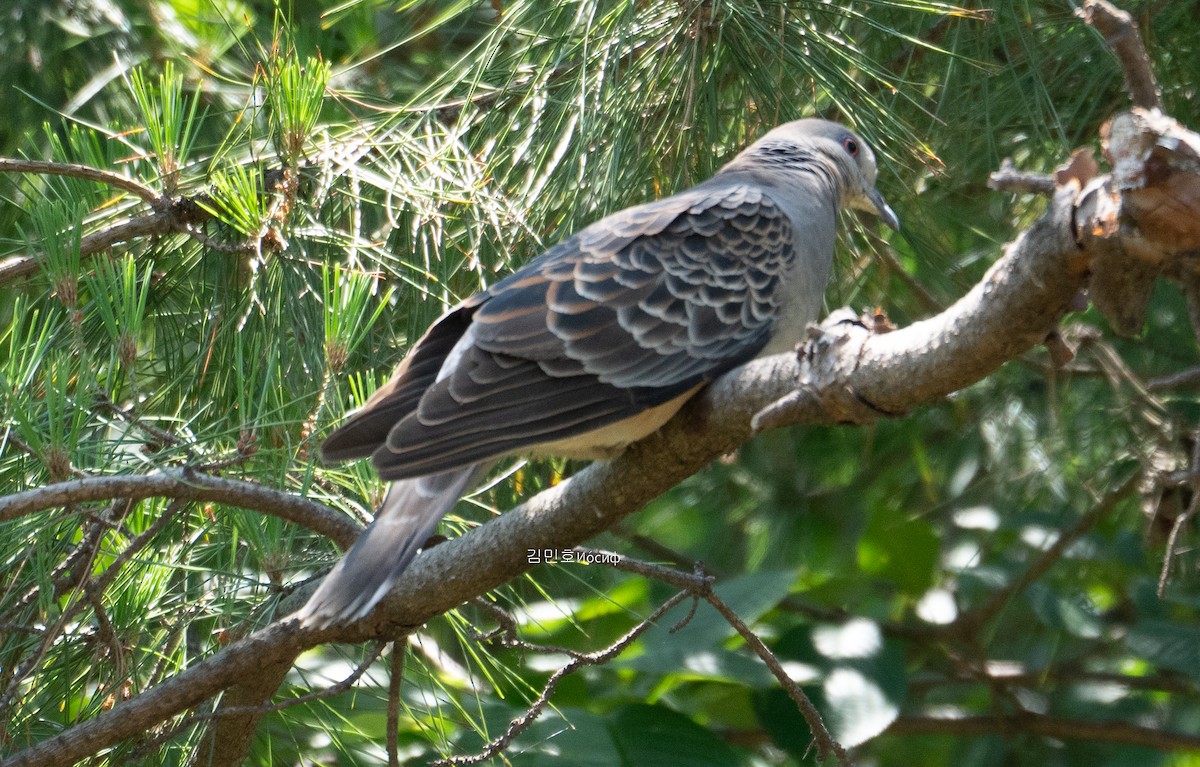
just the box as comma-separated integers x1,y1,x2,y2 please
606,704,740,767
1026,582,1103,638
1125,620,1200,681
856,506,939,595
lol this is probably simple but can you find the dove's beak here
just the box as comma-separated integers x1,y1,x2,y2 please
864,187,900,231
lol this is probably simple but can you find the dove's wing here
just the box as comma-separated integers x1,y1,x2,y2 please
326,179,796,481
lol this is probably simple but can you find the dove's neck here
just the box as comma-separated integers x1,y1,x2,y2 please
758,179,840,357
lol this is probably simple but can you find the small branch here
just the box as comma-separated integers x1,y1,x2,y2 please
467,597,594,660
148,643,388,762
0,158,161,205
0,469,361,550
0,203,191,285
585,547,712,592
454,553,851,767
956,471,1139,634
1079,0,1162,111
988,159,1057,196
0,499,183,719
207,643,386,718
94,391,186,451
90,498,186,594
0,157,297,286
387,642,405,767
0,501,128,717
1147,366,1200,392
887,713,1200,752
1157,421,1200,596
432,589,694,766
703,583,852,766
912,666,1198,697
579,551,851,766
611,525,699,570
0,193,230,285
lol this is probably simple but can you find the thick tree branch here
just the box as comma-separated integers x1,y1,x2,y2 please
2,621,309,767
1,182,1083,765
194,657,295,767
753,185,1083,431
321,167,1099,642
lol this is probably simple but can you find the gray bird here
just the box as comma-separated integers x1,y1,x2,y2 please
298,118,899,628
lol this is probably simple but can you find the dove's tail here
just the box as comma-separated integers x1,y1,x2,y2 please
296,463,487,628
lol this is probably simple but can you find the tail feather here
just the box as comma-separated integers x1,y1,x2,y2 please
297,463,487,628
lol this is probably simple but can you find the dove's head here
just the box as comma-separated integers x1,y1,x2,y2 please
728,119,900,231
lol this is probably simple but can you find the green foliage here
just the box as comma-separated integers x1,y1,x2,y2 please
2,1,1200,766
129,61,203,194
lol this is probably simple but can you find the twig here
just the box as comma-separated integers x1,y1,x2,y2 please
0,469,361,550
610,525,697,570
0,498,182,719
956,471,1140,633
703,585,853,766
0,158,160,204
575,551,851,765
88,499,187,595
909,666,1197,697
131,643,389,758
0,500,128,717
220,642,386,716
583,547,712,592
610,532,936,640
1157,422,1200,596
84,584,125,680
466,597,591,660
0,202,194,284
94,391,186,451
433,589,694,766
0,191,235,286
988,158,1056,195
388,642,405,767
1148,365,1200,392
0,156,296,286
0,430,89,480
1078,334,1165,417
869,232,945,314
1079,0,1162,111
50,500,127,601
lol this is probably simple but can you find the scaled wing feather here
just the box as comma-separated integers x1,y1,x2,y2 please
369,180,795,479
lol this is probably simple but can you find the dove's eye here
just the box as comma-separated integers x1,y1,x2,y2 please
842,136,859,157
